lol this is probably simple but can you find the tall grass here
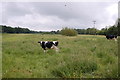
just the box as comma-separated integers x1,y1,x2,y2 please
2,34,118,78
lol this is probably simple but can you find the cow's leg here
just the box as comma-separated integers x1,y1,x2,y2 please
43,48,46,53
51,45,59,52
55,47,59,52
44,50,46,53
114,38,117,41
54,46,59,52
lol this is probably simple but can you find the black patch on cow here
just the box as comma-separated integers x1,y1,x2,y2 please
106,35,117,39
38,41,46,50
114,35,117,38
54,42,58,46
45,42,54,49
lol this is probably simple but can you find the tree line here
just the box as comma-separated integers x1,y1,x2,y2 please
75,25,118,35
1,25,35,33
0,24,118,36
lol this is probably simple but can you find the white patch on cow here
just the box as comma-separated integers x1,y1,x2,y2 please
53,41,57,44
40,41,43,44
45,41,48,44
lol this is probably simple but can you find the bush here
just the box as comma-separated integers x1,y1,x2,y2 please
60,27,78,36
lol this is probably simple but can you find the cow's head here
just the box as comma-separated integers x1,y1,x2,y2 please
53,41,59,46
38,41,43,46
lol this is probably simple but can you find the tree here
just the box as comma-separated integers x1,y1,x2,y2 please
60,27,78,36
118,18,120,36
1,25,32,33
98,28,107,35
106,26,118,35
75,29,86,34
86,28,98,35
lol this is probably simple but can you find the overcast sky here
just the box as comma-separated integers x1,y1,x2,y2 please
1,0,119,31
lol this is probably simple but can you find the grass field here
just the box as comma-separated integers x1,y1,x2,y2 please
2,34,118,78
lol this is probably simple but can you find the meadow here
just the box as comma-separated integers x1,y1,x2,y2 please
2,34,118,78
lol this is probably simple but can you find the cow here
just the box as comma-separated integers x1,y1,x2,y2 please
38,41,59,53
106,35,117,41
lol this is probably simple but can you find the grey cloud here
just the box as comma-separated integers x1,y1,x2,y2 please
2,2,33,23
3,2,32,16
29,2,112,20
1,2,118,31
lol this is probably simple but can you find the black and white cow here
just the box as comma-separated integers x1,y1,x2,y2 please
38,41,59,52
106,35,117,41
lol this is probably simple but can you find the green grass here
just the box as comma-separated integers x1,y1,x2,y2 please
2,34,118,78
0,33,2,79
